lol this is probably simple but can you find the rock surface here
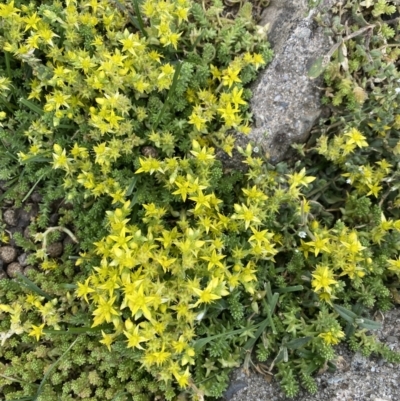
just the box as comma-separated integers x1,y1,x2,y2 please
225,307,400,401
247,0,337,163
0,246,17,264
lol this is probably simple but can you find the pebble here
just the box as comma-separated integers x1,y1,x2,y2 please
16,205,37,228
49,213,59,225
30,191,42,203
3,209,17,226
0,269,7,280
223,380,248,400
6,262,24,278
18,253,29,267
24,226,32,239
0,246,17,264
386,336,397,343
46,242,63,258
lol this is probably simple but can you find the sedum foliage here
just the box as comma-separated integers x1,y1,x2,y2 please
0,0,400,400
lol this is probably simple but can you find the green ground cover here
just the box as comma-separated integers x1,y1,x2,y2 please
0,0,399,399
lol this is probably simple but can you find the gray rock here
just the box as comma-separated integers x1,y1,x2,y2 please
46,242,63,258
223,379,248,400
246,0,338,163
30,191,42,203
6,262,23,278
0,246,17,264
3,209,17,226
0,269,7,280
17,252,29,267
16,204,38,228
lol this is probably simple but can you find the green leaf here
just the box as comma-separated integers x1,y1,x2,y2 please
308,56,325,79
357,318,382,330
126,176,138,196
275,285,304,293
285,336,312,350
333,304,357,323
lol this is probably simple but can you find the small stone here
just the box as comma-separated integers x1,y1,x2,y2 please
17,204,38,228
18,253,29,267
46,242,63,258
0,246,18,264
62,202,74,210
3,209,17,226
6,262,24,278
371,366,376,372
49,213,59,225
0,269,7,280
273,95,282,102
63,235,76,248
223,380,247,400
386,336,397,343
30,191,42,203
141,146,158,158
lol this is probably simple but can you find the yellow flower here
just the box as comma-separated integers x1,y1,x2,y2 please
174,367,191,388
76,277,95,303
232,203,261,229
319,327,345,345
92,296,120,327
28,323,45,341
188,108,207,131
287,168,316,189
251,53,265,69
388,257,400,273
124,324,148,349
344,127,368,148
222,66,241,88
311,265,337,294
306,234,331,256
100,331,114,352
23,12,41,31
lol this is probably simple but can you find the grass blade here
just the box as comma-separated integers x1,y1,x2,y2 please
131,0,147,37
152,61,183,131
275,285,303,293
15,272,53,301
19,98,44,115
34,337,79,400
4,51,12,79
44,327,104,335
243,317,270,351
22,173,44,203
111,0,145,36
